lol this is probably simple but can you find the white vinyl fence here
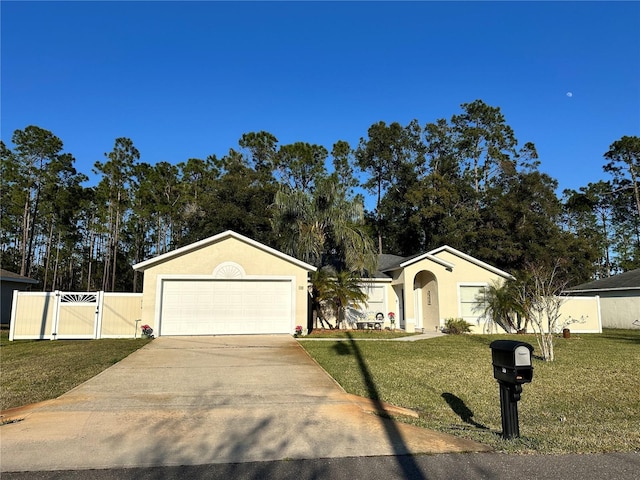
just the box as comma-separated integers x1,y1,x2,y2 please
471,295,602,334
9,291,143,341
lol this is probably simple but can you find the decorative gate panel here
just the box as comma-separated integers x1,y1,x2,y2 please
52,292,99,339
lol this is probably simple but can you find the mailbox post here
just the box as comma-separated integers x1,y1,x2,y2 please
489,340,534,439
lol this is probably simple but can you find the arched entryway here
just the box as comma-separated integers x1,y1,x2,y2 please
413,271,440,332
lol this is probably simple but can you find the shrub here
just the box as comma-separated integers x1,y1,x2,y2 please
444,318,472,334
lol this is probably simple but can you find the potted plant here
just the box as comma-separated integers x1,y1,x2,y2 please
141,324,154,338
388,312,396,330
294,325,303,337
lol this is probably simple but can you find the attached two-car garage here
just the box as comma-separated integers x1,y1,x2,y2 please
133,231,316,337
159,278,293,336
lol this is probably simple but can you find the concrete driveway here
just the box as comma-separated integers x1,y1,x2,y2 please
1,335,489,472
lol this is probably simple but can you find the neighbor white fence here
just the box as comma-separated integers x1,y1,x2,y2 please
9,290,143,341
470,295,602,334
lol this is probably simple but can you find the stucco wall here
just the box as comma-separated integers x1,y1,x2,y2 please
435,250,508,322
139,236,311,329
556,296,601,332
393,250,509,332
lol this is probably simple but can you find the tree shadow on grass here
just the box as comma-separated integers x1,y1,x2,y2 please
599,329,640,345
333,332,427,480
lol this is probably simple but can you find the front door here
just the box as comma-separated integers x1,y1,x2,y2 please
414,271,439,332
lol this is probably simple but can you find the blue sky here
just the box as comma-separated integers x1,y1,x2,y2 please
2,1,639,204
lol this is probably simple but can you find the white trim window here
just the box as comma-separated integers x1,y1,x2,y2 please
458,284,488,323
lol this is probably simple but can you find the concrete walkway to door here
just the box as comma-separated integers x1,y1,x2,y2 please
1,335,489,472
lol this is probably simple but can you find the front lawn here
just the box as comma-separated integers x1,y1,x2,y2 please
0,331,152,411
299,329,640,454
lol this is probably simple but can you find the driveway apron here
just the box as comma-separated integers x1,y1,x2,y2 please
1,336,489,472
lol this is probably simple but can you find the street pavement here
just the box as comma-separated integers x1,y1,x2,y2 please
2,452,639,479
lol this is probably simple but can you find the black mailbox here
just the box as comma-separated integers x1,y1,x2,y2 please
490,340,533,385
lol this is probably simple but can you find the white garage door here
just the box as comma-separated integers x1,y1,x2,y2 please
160,279,293,335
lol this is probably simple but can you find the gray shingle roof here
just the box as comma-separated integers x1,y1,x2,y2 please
377,254,406,272
568,269,640,292
0,269,39,284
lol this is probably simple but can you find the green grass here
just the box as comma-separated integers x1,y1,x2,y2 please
299,329,640,454
0,330,152,410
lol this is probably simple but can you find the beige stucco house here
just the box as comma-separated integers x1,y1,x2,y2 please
353,246,516,334
134,231,521,336
133,230,316,336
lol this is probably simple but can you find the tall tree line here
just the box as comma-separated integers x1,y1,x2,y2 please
1,101,638,291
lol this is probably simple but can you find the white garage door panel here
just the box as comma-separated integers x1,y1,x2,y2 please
160,279,292,335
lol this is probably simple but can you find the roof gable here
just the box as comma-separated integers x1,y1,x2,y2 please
377,246,513,279
427,245,514,279
399,252,455,270
133,230,317,272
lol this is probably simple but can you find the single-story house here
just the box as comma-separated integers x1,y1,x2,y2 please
566,269,640,329
134,230,517,336
1,269,38,326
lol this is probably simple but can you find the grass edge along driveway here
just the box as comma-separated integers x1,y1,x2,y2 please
0,332,152,412
299,329,640,454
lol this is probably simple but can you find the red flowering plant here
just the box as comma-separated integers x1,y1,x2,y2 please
294,325,303,337
388,312,396,330
141,324,154,338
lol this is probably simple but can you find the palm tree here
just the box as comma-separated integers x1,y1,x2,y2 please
271,175,378,274
309,267,335,329
311,267,368,329
480,280,526,333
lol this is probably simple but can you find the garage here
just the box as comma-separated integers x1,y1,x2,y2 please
159,278,293,335
133,231,316,336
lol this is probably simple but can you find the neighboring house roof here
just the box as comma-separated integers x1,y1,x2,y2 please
567,269,640,293
133,230,317,272
0,269,39,285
